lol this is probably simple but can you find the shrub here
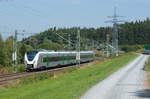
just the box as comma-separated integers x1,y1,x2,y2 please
18,64,25,72
120,45,144,52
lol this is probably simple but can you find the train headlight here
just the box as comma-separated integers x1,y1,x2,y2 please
24,61,27,65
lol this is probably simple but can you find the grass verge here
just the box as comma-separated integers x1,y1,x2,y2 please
144,56,150,88
144,57,150,71
0,53,137,99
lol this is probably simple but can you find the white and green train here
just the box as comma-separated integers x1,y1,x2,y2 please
24,49,94,70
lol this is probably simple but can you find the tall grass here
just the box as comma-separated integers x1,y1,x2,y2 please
0,64,25,75
144,57,150,71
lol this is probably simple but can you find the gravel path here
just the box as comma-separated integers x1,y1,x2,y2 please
81,54,149,99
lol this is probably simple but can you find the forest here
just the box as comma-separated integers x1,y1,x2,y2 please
0,18,150,67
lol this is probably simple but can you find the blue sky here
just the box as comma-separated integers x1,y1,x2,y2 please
0,0,150,39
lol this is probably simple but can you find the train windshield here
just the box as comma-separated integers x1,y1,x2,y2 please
26,50,38,61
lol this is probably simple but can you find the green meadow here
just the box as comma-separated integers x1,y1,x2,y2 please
0,53,137,99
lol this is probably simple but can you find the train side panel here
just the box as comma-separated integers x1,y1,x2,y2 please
36,52,77,68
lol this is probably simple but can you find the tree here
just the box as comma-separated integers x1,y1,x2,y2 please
0,34,4,66
38,38,62,51
22,18,150,51
3,36,13,66
18,43,33,63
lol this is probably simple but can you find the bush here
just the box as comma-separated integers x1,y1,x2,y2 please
120,45,144,52
18,64,25,72
0,64,25,75
0,66,14,75
20,73,54,85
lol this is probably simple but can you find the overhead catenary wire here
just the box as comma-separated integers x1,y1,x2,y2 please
7,2,42,17
55,32,75,46
0,31,39,41
16,1,50,16
6,1,53,19
0,8,11,16
0,1,54,40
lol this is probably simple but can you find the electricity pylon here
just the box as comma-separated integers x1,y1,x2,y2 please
106,7,125,56
106,33,110,57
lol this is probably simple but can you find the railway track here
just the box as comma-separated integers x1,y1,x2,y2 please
0,72,33,85
0,63,89,85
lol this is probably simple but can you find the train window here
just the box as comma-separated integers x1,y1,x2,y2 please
27,50,38,61
42,57,47,62
42,56,63,62
51,57,61,61
41,53,93,63
70,56,76,59
42,56,50,62
80,55,93,58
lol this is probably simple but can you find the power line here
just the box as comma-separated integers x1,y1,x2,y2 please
7,1,52,19
7,2,42,17
0,32,39,35
0,8,11,16
0,0,13,2
55,32,74,46
0,31,39,41
12,30,39,72
0,1,41,17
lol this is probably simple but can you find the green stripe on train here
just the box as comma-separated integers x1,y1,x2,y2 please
62,54,65,65
67,54,69,64
46,55,50,67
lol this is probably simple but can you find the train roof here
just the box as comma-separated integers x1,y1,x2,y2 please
27,49,94,54
27,49,54,52
39,51,93,53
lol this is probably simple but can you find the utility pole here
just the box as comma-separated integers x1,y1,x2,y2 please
85,42,88,51
76,28,80,67
13,30,18,73
106,7,125,56
68,34,71,50
92,41,95,51
106,33,110,57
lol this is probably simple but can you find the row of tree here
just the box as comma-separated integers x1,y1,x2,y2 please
0,18,150,67
23,18,150,49
119,18,150,45
0,35,65,67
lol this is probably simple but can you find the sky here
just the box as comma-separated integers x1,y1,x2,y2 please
0,0,150,39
